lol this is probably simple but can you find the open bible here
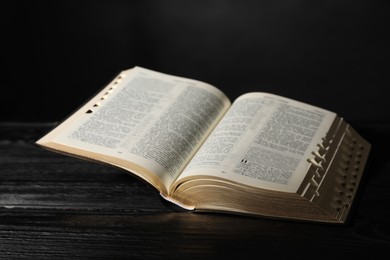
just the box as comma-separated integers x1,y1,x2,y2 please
36,66,371,223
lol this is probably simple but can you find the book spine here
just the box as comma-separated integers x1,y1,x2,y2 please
159,193,196,211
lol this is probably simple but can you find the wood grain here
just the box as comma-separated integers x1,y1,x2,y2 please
1,122,390,259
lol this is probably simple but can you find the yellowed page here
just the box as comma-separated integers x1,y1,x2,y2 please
178,92,336,193
37,66,231,191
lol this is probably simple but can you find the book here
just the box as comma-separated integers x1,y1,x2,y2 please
36,66,371,224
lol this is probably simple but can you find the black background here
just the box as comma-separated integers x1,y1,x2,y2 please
1,2,390,258
2,0,389,123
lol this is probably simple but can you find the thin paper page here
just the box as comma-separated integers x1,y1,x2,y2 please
51,67,231,189
180,92,336,192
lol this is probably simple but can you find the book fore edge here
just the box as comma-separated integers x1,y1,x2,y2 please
300,120,370,222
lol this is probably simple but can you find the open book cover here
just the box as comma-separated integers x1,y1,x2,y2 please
36,66,371,224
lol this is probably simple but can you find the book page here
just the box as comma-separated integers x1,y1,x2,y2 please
46,67,231,191
178,92,336,193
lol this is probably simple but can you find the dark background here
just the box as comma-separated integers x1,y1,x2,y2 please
1,0,389,123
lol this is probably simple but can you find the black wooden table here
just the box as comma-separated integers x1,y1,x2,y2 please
1,122,390,259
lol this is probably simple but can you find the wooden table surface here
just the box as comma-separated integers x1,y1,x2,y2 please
1,122,390,259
